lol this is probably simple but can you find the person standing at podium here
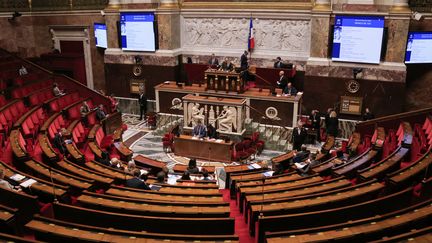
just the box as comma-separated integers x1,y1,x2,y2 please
192,119,207,138
208,53,219,67
277,71,288,90
240,50,249,70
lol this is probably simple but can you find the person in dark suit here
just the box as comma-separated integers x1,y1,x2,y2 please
126,169,150,190
206,123,218,139
292,145,310,163
309,109,321,142
53,128,67,154
220,57,233,72
97,151,111,166
138,91,147,120
180,171,191,181
324,108,333,129
240,50,249,70
96,104,107,121
276,71,288,90
192,119,206,138
363,108,375,121
326,110,339,137
283,82,297,96
292,122,307,151
208,53,219,66
274,57,283,68
187,158,199,174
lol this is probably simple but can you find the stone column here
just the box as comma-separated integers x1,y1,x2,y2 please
104,8,120,49
308,2,331,64
157,0,181,50
385,14,411,63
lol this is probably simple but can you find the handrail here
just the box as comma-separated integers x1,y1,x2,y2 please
358,107,432,127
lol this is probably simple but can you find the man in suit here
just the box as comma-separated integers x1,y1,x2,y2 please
292,122,307,151
96,104,107,121
220,57,233,72
126,169,150,190
192,119,206,138
276,71,288,90
208,53,219,66
274,57,283,68
363,108,375,121
309,109,321,142
240,50,249,70
138,91,147,121
283,82,297,96
292,145,310,163
53,128,67,154
207,123,218,139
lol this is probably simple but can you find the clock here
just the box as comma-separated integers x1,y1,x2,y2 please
133,65,143,77
346,80,360,94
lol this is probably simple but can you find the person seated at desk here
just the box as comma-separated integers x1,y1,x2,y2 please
53,128,67,155
207,123,218,139
201,168,212,180
363,107,375,121
0,169,16,190
292,145,310,163
192,119,207,138
96,104,107,121
124,160,136,175
110,157,122,168
156,171,166,184
52,82,65,97
208,53,219,67
274,57,284,68
126,169,150,190
220,57,233,72
283,82,298,96
276,71,288,90
187,158,200,174
180,171,191,181
295,153,319,176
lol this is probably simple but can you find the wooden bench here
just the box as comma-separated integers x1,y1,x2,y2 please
56,160,114,187
76,193,230,218
24,160,93,191
256,186,414,242
387,148,432,188
265,198,432,242
0,160,68,202
106,186,225,203
38,134,59,162
370,225,432,242
358,146,409,181
84,160,133,182
26,215,239,242
0,204,18,234
248,180,384,235
332,148,378,178
53,202,235,235
0,232,41,242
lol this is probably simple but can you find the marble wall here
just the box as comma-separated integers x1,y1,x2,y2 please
0,13,107,91
384,17,410,63
310,14,330,58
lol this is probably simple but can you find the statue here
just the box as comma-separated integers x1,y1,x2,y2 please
191,103,205,126
217,106,237,132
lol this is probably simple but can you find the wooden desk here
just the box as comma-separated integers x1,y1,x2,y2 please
174,135,233,163
204,69,244,93
38,134,59,162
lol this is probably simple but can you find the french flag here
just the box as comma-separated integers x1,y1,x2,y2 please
248,17,255,51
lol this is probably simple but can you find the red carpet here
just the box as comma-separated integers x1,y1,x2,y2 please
220,189,255,243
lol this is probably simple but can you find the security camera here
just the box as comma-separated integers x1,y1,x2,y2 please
100,10,105,16
412,12,423,21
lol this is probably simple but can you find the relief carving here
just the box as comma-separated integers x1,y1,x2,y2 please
183,17,311,54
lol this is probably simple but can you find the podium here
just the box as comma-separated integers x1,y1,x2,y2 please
204,69,245,93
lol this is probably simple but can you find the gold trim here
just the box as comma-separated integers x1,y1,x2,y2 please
389,5,411,13
312,3,331,11
181,1,312,10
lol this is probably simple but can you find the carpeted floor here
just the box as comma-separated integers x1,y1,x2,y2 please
221,189,254,243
